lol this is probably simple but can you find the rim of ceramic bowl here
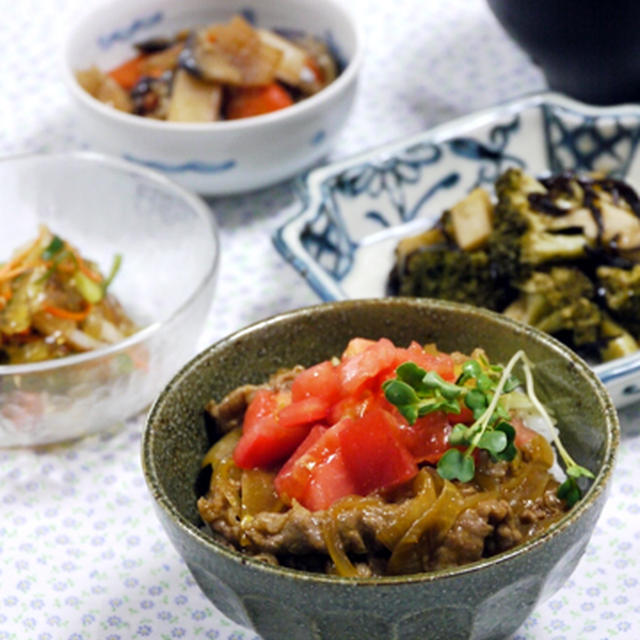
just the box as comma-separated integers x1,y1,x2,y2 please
61,0,364,133
0,150,219,376
142,297,620,586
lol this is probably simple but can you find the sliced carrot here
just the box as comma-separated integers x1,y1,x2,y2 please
144,67,166,80
42,303,92,322
79,262,102,282
305,57,325,83
225,82,294,119
108,55,146,90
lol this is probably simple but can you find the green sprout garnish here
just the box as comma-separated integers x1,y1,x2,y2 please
383,362,461,424
518,355,594,506
382,350,593,505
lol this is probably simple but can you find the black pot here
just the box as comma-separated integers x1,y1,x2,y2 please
487,0,640,105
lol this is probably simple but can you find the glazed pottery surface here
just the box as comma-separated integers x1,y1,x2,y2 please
142,298,618,640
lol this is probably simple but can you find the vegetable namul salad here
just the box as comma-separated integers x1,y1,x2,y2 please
197,337,592,577
76,15,338,122
0,226,135,364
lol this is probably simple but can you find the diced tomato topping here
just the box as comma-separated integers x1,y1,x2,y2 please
342,337,378,359
393,341,456,381
235,337,470,510
391,410,452,465
277,396,329,428
234,391,328,469
303,450,356,511
233,416,311,469
291,360,341,404
328,388,383,424
242,389,279,433
275,420,357,511
274,425,328,503
447,404,475,425
511,415,539,448
339,409,418,495
339,338,397,395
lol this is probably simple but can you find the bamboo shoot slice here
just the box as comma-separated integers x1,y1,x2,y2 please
449,187,493,251
167,69,222,122
257,28,309,87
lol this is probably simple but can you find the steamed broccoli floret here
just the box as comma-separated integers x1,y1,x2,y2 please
597,264,640,336
503,267,602,346
388,167,640,363
504,266,639,360
395,244,513,311
599,313,640,361
487,169,591,284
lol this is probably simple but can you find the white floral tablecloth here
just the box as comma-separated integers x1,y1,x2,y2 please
1,1,639,639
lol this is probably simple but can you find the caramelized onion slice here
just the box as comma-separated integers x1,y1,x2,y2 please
377,469,437,550
387,479,464,575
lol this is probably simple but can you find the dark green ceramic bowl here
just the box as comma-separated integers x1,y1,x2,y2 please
142,298,619,640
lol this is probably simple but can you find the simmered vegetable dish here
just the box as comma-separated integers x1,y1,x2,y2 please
76,15,338,122
389,168,640,363
197,337,591,577
0,226,136,364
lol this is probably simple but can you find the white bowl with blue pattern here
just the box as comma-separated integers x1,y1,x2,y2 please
62,0,362,195
274,92,640,408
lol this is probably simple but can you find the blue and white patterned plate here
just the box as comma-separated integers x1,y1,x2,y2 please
274,91,640,408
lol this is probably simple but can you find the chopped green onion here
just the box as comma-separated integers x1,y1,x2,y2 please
41,235,64,261
102,254,122,293
74,270,104,304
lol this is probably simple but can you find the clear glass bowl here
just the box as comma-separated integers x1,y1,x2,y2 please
0,151,219,446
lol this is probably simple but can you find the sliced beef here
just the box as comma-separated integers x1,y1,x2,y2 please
205,365,305,432
434,498,513,568
205,384,259,433
200,493,404,557
199,364,569,576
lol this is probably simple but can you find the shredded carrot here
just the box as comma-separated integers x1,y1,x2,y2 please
0,227,48,278
0,265,31,282
74,253,103,283
42,303,92,322
55,260,76,274
0,226,51,283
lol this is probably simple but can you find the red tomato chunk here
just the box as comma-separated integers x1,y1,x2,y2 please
234,338,462,510
338,409,417,496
